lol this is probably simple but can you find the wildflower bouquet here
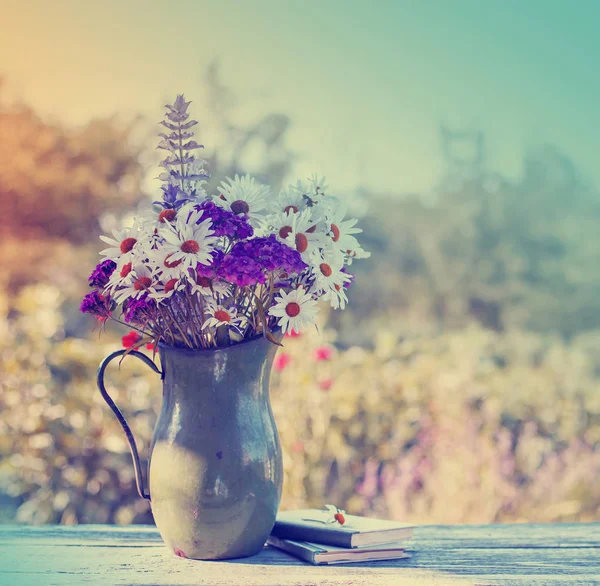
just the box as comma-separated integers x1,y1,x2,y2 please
81,95,370,349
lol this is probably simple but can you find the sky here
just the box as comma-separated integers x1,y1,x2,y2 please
1,0,598,195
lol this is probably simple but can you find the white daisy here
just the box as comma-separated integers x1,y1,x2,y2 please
136,202,178,233
270,187,307,216
268,288,318,334
291,174,329,206
160,210,218,270
322,282,349,310
344,244,371,266
106,255,139,292
323,204,363,253
147,247,188,281
150,275,186,303
189,273,232,298
270,209,327,261
310,247,352,294
113,262,159,303
99,225,141,262
216,174,269,228
202,305,247,331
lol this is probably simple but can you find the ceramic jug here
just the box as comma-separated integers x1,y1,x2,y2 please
97,334,283,560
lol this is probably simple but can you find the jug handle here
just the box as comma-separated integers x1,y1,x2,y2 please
97,349,162,501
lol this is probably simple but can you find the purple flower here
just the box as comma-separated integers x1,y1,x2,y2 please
80,291,112,320
193,201,254,239
217,236,306,288
157,184,183,207
88,259,116,289
196,249,225,278
230,235,306,274
123,295,156,324
218,255,266,287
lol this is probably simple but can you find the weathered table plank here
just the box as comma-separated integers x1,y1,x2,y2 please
0,523,599,586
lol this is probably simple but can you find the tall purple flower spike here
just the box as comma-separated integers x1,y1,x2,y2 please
156,94,210,209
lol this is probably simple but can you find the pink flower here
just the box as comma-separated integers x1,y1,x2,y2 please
314,346,333,361
318,378,334,391
122,331,141,348
146,343,156,351
274,353,292,372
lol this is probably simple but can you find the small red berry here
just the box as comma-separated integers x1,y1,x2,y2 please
334,512,345,525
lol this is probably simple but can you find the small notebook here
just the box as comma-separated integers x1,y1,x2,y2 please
267,535,410,565
271,509,414,548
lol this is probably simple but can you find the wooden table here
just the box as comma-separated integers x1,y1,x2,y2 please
1,523,599,585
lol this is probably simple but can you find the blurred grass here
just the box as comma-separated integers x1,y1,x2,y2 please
2,285,600,525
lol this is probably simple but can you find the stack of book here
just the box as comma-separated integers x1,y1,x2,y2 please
267,509,414,565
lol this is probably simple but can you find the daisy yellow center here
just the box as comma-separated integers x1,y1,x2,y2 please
285,302,301,317
320,263,332,277
120,262,132,278
134,276,152,291
197,276,212,288
284,205,298,214
279,226,292,239
330,223,340,242
164,254,182,268
214,309,231,323
230,200,250,215
158,209,176,223
295,233,308,253
120,238,137,253
181,240,200,254
164,278,178,293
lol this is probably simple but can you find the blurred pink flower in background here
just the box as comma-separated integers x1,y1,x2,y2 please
274,353,292,372
313,346,334,361
318,378,334,391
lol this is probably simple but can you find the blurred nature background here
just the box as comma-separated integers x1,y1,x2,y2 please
1,0,600,525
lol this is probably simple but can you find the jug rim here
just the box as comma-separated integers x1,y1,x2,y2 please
157,330,283,354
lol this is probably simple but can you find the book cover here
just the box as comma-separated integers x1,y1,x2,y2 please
271,509,415,548
267,535,410,565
